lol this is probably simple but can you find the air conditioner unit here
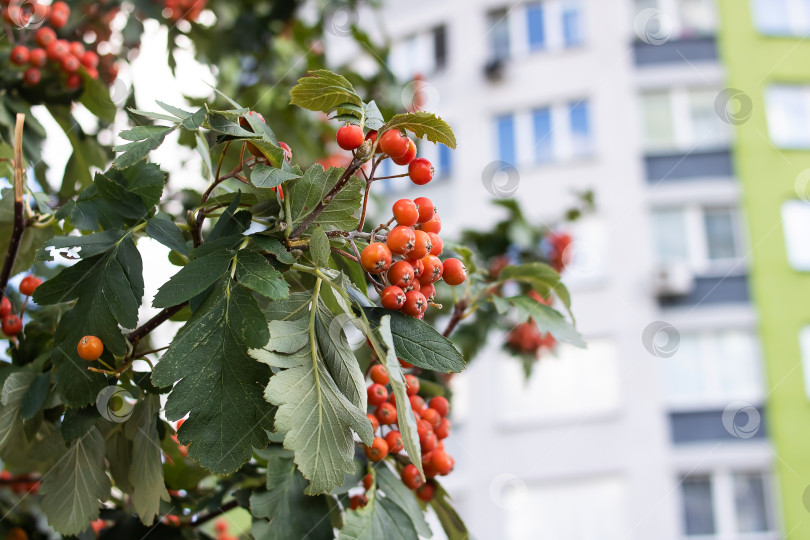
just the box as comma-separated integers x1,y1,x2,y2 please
654,263,694,297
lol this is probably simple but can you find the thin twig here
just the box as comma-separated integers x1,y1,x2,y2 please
330,246,359,263
442,299,468,338
188,499,240,527
126,304,187,344
0,114,26,298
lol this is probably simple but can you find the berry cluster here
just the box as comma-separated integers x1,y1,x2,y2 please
351,362,454,508
161,0,207,22
4,1,101,90
505,290,557,357
1,275,41,338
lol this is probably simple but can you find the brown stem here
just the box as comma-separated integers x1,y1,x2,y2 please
0,474,40,485
187,499,240,527
290,158,364,238
356,179,373,232
331,246,359,263
442,299,468,338
126,304,187,343
0,114,26,298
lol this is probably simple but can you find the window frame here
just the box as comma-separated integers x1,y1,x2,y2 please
641,88,732,153
750,0,810,37
489,0,585,60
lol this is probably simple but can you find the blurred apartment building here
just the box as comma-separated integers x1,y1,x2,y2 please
329,0,810,538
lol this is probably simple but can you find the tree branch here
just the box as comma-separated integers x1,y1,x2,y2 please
0,114,26,298
187,499,240,527
126,303,187,343
442,299,468,338
290,158,364,239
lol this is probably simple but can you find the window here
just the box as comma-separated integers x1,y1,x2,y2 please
679,471,775,539
662,330,764,409
782,200,810,270
496,340,620,424
504,477,629,540
641,89,731,152
489,1,584,59
751,0,810,36
389,26,447,79
633,0,717,39
651,205,743,274
496,99,594,166
766,85,810,148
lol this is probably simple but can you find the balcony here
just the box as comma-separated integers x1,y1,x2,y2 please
644,149,733,183
633,36,718,66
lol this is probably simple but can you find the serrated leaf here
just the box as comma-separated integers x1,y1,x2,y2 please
505,296,585,347
37,229,125,261
249,447,332,540
49,105,110,200
290,70,362,114
79,71,117,123
364,308,464,373
19,372,50,420
251,235,296,265
0,372,36,455
235,250,289,300
364,101,385,130
430,482,470,540
146,214,189,256
152,278,273,474
113,126,174,168
315,305,367,411
375,464,432,537
288,165,363,233
40,427,111,536
376,316,422,477
207,111,255,136
339,489,418,540
126,395,170,526
310,226,330,267
381,112,456,149
152,248,234,307
250,163,300,189
498,262,572,312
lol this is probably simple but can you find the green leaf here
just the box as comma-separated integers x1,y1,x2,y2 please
504,296,585,347
364,308,465,373
251,235,296,265
126,395,170,526
339,488,418,540
258,288,372,494
499,262,572,312
152,248,234,308
249,447,332,540
113,125,174,169
290,70,362,114
363,101,385,130
207,111,255,136
430,482,470,540
0,189,54,275
152,278,273,474
310,226,330,267
40,427,112,536
146,214,189,256
48,105,110,200
37,229,125,261
19,372,50,420
381,112,456,149
196,131,213,179
79,71,117,123
207,191,250,241
0,372,36,455
235,250,289,300
250,163,300,189
288,165,363,233
375,464,432,537
315,305,367,410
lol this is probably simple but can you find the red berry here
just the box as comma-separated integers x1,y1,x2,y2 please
364,437,389,461
363,473,373,491
365,130,378,145
401,464,423,490
392,199,419,227
360,242,392,274
442,258,466,286
369,364,389,386
336,124,365,150
77,335,104,361
420,428,437,452
2,315,23,337
66,73,81,90
376,402,397,425
429,396,450,417
379,130,410,159
35,27,56,47
421,408,441,428
80,49,98,68
214,519,228,533
29,48,46,67
0,297,11,318
367,383,388,406
279,141,292,161
68,42,84,58
407,258,424,279
349,494,368,510
421,283,436,302
416,419,433,440
416,481,436,502
410,395,427,415
409,158,434,185
399,358,413,369
435,418,451,439
23,67,41,85
421,213,441,234
49,1,69,28
426,233,443,256
19,276,42,296
431,449,454,476
407,230,432,260
414,197,435,224
387,260,415,288
366,412,380,433
405,279,421,293
386,226,416,256
391,138,416,166
381,285,406,310
385,430,404,453
9,46,29,66
419,255,443,285
45,40,68,61
61,55,80,73
405,374,419,396
402,291,427,318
